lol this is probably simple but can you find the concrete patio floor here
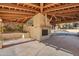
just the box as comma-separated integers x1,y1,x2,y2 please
0,41,73,56
41,34,79,56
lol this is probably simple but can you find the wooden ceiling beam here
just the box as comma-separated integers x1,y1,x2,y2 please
24,3,40,9
44,3,79,13
1,16,32,22
0,8,35,15
0,14,33,23
47,8,79,16
1,16,25,19
0,13,33,17
0,3,39,13
17,3,20,6
48,7,79,14
48,11,79,17
43,3,57,8
22,16,32,23
0,14,32,18
55,15,77,19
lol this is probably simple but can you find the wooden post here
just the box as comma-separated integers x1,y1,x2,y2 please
40,3,43,13
0,18,3,48
50,16,56,29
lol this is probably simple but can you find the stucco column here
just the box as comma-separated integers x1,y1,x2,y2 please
30,13,44,41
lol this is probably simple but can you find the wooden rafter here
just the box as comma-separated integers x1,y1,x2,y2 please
43,3,57,8
0,3,39,13
23,3,40,9
0,3,79,23
47,11,79,17
22,16,32,23
0,9,35,16
44,3,79,13
0,13,32,18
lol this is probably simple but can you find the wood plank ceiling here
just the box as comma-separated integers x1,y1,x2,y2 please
0,3,79,23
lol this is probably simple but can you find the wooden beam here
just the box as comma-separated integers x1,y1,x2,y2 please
0,13,33,17
17,3,20,6
0,3,39,13
1,16,32,22
48,6,79,14
22,16,32,23
0,8,35,15
24,3,40,9
1,16,25,19
47,9,79,16
16,18,24,23
0,14,33,23
53,15,58,21
40,3,43,13
44,3,79,13
43,3,57,8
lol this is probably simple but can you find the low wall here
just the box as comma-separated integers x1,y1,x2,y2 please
51,29,79,33
1,33,30,40
66,29,79,33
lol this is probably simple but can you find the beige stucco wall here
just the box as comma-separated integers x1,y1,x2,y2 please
28,26,42,40
23,24,28,32
32,13,45,27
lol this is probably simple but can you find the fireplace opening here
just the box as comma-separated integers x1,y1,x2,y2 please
42,29,48,36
